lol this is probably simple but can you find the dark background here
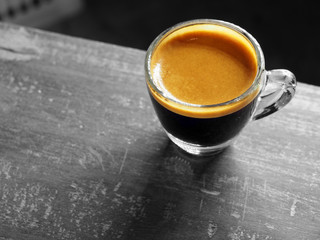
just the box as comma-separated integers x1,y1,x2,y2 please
49,0,318,86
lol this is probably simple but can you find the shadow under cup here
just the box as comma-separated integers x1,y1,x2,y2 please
145,19,296,155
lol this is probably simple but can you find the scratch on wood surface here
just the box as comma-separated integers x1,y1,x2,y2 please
0,26,42,61
200,188,221,196
78,153,87,169
88,146,105,171
263,180,267,196
119,148,128,174
242,177,250,222
231,211,241,219
290,199,298,217
113,181,122,192
207,220,218,238
0,157,12,179
265,223,275,230
200,175,221,196
199,198,204,212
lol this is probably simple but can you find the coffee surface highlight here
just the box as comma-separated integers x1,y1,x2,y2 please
149,24,259,118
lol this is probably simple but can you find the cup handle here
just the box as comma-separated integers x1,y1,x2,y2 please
252,69,297,120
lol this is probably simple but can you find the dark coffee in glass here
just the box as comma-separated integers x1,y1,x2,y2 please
145,20,296,155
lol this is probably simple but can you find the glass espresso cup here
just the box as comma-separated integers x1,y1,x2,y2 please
145,19,296,155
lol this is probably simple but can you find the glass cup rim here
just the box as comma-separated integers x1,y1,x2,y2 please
145,19,265,108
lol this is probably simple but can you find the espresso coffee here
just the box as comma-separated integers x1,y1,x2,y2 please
146,20,296,154
149,95,258,146
147,23,259,146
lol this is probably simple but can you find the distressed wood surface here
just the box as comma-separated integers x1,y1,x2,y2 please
0,22,319,240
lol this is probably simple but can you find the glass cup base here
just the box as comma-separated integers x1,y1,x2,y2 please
165,131,234,156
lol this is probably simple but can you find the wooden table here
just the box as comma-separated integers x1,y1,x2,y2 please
0,22,319,240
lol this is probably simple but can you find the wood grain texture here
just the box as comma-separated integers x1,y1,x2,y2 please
0,22,319,240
